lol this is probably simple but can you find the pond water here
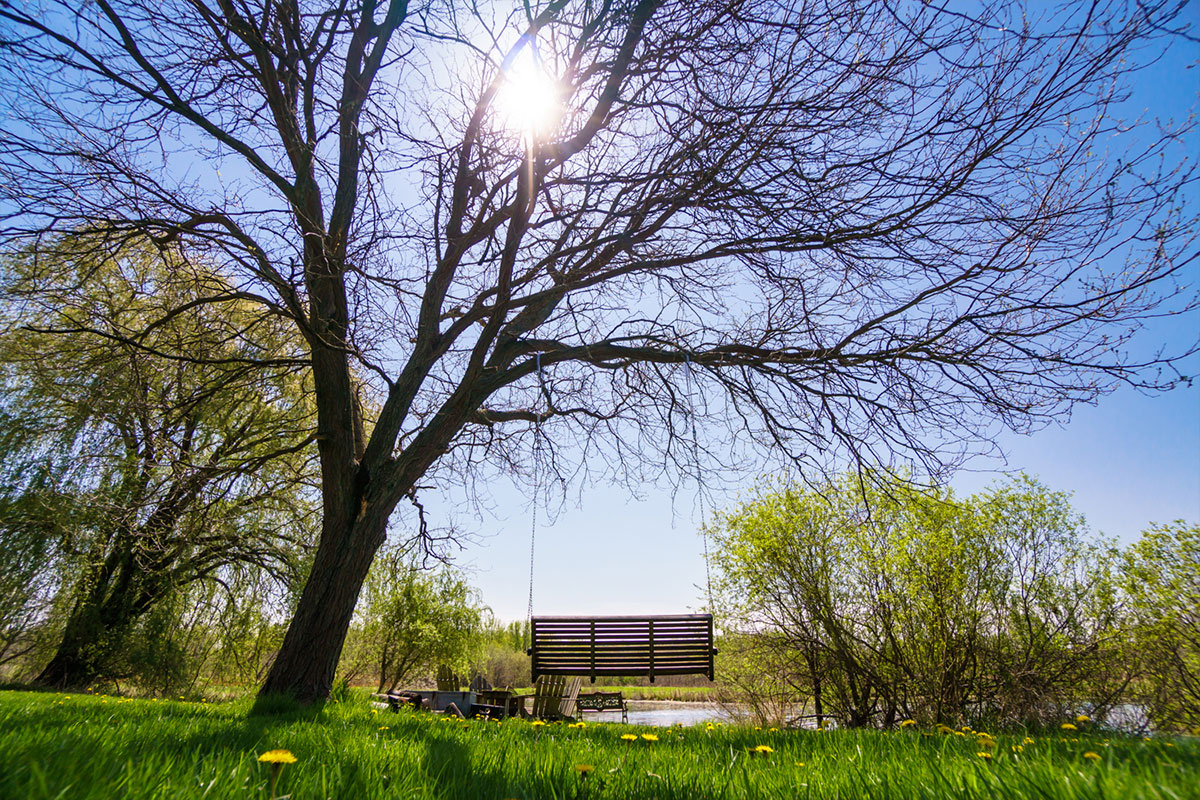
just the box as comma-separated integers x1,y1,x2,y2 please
582,700,735,727
582,702,1154,732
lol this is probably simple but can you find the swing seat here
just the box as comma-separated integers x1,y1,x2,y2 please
528,614,717,683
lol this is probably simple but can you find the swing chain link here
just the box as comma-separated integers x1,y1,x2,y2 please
527,352,543,628
685,354,716,613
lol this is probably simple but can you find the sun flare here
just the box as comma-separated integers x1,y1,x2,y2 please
496,55,562,137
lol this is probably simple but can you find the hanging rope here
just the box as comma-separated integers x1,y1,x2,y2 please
685,353,715,612
527,352,543,627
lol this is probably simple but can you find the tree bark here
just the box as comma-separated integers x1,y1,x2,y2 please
33,558,164,688
34,607,106,689
255,495,393,705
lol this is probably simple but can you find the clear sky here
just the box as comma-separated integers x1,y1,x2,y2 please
449,379,1198,623
435,17,1200,624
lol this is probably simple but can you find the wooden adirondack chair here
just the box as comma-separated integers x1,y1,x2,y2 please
436,665,462,691
524,675,582,721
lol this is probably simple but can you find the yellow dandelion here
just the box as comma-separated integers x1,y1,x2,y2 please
258,750,296,800
1083,751,1101,761
976,752,993,760
1012,745,1024,753
1023,737,1034,745
378,726,389,731
794,762,806,767
753,745,774,755
258,750,297,764
641,733,659,742
900,720,917,728
1076,714,1090,724
769,727,778,732
531,720,546,727
621,733,638,742
1061,723,1077,731
573,764,594,777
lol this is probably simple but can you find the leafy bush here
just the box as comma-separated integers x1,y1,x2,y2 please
1122,521,1200,731
339,548,485,692
710,473,1125,728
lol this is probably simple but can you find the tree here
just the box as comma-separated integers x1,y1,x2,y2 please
974,476,1129,726
709,475,993,727
0,239,319,688
709,474,1124,728
1122,521,1200,731
0,0,1194,702
340,547,484,693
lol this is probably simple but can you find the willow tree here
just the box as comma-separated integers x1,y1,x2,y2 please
0,0,1194,702
0,239,318,688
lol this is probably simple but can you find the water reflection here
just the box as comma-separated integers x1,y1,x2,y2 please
582,701,731,727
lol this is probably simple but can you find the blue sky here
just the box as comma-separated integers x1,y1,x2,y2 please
454,378,1198,623
445,17,1200,624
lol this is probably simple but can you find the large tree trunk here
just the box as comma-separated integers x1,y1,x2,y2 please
255,497,393,705
34,560,164,688
34,604,107,689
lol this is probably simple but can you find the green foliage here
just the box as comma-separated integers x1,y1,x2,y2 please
1122,521,1200,731
0,235,319,687
1,690,1196,800
710,473,1123,728
471,618,532,688
339,548,486,691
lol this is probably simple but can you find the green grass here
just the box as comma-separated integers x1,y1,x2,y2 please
0,690,1195,799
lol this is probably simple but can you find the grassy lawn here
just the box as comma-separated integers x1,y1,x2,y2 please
0,690,1195,799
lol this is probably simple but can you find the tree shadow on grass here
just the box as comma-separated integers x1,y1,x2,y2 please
424,732,520,800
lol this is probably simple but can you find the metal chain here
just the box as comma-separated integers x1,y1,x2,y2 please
526,352,542,627
685,354,715,612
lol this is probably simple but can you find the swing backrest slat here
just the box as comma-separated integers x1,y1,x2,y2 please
528,614,717,683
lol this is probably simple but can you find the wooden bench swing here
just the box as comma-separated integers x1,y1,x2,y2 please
523,352,717,690
527,614,717,683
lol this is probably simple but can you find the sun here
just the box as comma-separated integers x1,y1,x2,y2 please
496,43,562,137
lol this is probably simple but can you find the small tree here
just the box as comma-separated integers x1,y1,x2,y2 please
710,473,1123,727
1122,521,1200,731
975,477,1128,726
344,547,484,693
